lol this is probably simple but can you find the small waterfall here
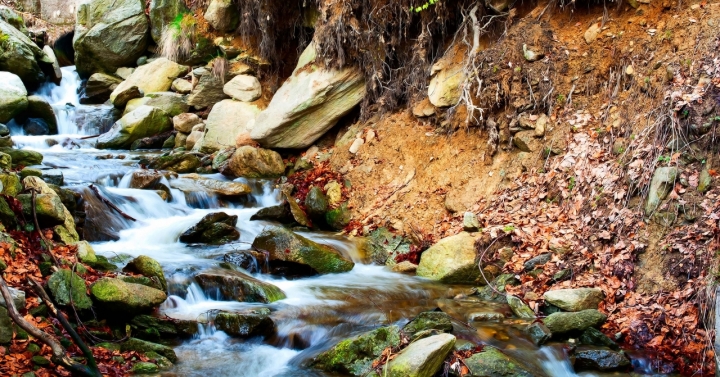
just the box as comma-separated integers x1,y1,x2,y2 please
35,66,83,135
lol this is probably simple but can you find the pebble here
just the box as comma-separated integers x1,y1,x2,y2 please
349,138,364,154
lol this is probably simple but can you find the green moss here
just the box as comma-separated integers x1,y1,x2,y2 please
312,326,401,376
47,269,93,310
121,338,177,363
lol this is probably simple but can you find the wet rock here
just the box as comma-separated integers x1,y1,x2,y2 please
205,0,240,31
464,347,533,377
523,253,551,271
47,269,93,310
365,227,411,265
402,311,453,340
173,113,201,133
214,308,274,337
194,99,260,153
416,232,481,284
147,153,201,173
0,19,47,87
374,334,455,377
125,92,190,117
194,268,286,303
130,314,194,340
391,261,418,274
0,148,42,167
543,288,604,312
543,309,607,334
187,74,229,110
507,295,535,319
123,255,167,292
223,251,264,272
26,96,58,134
148,0,189,44
179,212,239,244
645,166,678,215
250,43,365,148
428,45,465,108
212,147,235,170
219,146,285,178
110,58,187,106
223,75,261,102
22,118,50,136
325,202,351,230
252,226,355,274
81,73,123,104
0,72,28,123
463,212,480,231
579,327,618,349
305,186,329,220
97,106,172,149
284,191,311,227
22,176,78,244
18,193,66,227
73,0,149,77
526,321,552,345
698,168,711,193
128,170,164,189
90,277,167,315
574,347,630,371
132,362,158,374
311,326,401,376
0,124,9,137
121,338,177,363
0,286,26,310
250,203,294,224
74,240,97,264
173,174,251,196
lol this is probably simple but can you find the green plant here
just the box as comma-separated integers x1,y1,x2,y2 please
568,176,576,190
502,225,516,233
411,0,439,12
556,94,566,105
713,116,720,122
657,155,671,163
514,66,522,73
160,13,197,63
493,66,499,73
661,30,672,41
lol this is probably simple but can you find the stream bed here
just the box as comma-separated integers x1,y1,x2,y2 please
9,67,652,377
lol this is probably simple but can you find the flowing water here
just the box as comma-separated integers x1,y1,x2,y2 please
13,67,651,376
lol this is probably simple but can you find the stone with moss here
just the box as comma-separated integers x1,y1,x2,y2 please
97,106,172,150
73,241,97,264
0,196,16,228
130,314,196,340
0,306,12,343
543,309,607,334
47,269,93,310
326,202,351,230
120,275,163,291
195,268,286,303
214,308,274,337
364,227,412,266
0,151,11,170
19,167,42,179
0,173,21,196
91,255,118,271
402,311,453,340
464,347,533,377
416,232,482,284
311,326,402,376
507,295,535,319
90,277,167,315
144,351,173,370
121,337,177,363
31,355,50,366
371,333,455,377
0,148,42,167
123,255,167,292
131,361,159,374
252,226,354,274
305,186,329,219
147,153,201,173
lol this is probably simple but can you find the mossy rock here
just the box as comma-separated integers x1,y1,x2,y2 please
131,361,159,374
0,148,42,167
464,347,533,377
147,153,201,173
121,338,177,363
90,278,167,315
0,196,17,228
326,202,351,230
364,227,411,265
543,309,607,334
123,255,167,292
214,308,274,337
311,326,402,376
90,255,119,272
144,351,173,370
0,173,21,196
402,311,453,340
251,226,354,274
17,193,66,227
19,167,42,179
194,268,286,303
47,269,93,310
74,241,97,264
305,186,328,219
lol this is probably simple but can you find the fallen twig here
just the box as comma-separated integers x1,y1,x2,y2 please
88,184,137,221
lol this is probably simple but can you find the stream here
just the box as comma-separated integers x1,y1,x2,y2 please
10,67,649,377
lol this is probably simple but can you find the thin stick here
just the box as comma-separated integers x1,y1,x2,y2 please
0,276,98,377
88,184,137,221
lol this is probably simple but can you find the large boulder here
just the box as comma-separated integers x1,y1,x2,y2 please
0,148,42,167
543,288,604,312
26,95,58,134
251,226,355,274
193,99,260,153
194,268,286,303
375,334,455,377
42,45,62,84
463,347,533,377
428,44,466,108
0,19,48,87
0,72,28,123
223,75,261,102
218,146,285,178
123,255,168,292
179,212,239,244
97,106,172,149
543,309,607,334
214,308,274,337
416,232,481,284
204,0,239,32
81,73,123,104
22,176,79,244
90,277,167,315
124,92,190,117
73,0,150,77
47,269,93,310
250,43,365,149
17,192,65,226
311,326,401,376
109,58,187,106
148,0,190,44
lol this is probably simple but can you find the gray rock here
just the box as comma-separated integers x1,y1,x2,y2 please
526,321,552,345
193,99,260,153
464,347,533,377
194,268,286,303
250,43,365,148
574,347,630,371
402,311,453,340
0,18,48,87
214,308,274,337
0,286,25,310
204,0,239,32
0,72,28,123
378,334,455,377
81,73,123,104
42,45,62,84
645,167,678,215
579,327,618,349
463,212,480,231
219,146,285,178
97,106,172,149
47,269,92,309
0,123,9,136
171,173,251,197
543,309,607,334
524,253,551,271
73,0,150,77
543,288,604,312
179,212,239,244
305,186,329,219
416,232,481,284
507,295,536,318
223,75,261,102
110,58,187,106
187,74,229,110
23,118,50,135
